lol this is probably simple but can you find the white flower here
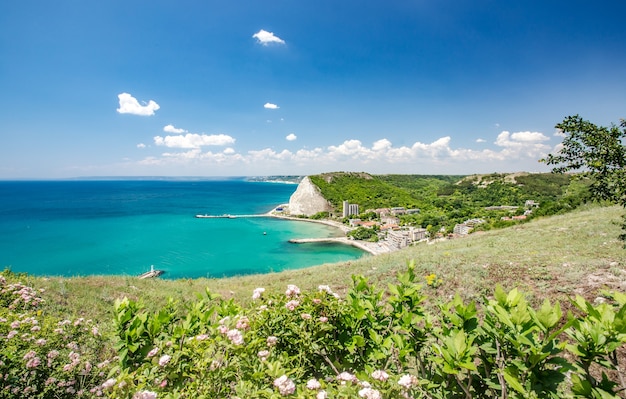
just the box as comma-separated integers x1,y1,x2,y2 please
132,391,157,399
316,391,328,399
101,378,116,390
306,379,322,390
359,387,382,399
285,284,300,297
252,287,265,300
398,374,417,389
227,329,244,345
273,375,296,396
158,355,171,367
146,347,159,357
371,369,389,382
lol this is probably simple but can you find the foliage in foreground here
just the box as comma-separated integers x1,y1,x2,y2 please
0,271,113,398
106,262,626,399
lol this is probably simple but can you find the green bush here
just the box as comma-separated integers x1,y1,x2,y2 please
103,262,626,399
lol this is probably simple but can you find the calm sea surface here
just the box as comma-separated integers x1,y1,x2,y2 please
0,179,366,279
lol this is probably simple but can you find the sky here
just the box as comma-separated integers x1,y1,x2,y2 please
1,0,625,178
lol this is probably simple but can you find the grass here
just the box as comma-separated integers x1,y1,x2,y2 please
10,204,626,339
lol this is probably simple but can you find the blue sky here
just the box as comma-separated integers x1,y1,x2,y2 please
1,0,625,178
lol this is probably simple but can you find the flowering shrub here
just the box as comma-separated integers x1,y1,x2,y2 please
0,271,113,398
105,262,626,398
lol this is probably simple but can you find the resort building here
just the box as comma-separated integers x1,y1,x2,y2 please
343,200,360,218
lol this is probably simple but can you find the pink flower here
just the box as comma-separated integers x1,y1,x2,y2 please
158,354,171,367
301,313,312,320
236,316,250,330
337,372,358,384
218,325,229,334
316,391,328,399
26,357,41,369
319,316,328,323
227,329,244,345
398,374,417,389
266,336,278,346
285,300,300,311
196,334,209,341
273,375,296,396
147,347,159,357
252,287,265,300
132,390,157,399
285,284,300,298
306,379,322,390
258,350,270,361
358,387,382,399
7,330,18,339
371,370,389,382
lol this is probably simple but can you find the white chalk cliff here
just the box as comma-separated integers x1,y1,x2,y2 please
288,177,333,216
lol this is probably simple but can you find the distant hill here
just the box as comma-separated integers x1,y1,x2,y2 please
308,171,587,232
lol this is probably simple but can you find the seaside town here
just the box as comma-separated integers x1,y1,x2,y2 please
270,197,540,256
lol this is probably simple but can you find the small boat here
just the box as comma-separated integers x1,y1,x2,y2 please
138,265,164,279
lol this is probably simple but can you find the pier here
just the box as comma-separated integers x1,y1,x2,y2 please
195,213,267,219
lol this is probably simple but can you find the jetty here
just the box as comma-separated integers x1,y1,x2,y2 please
138,265,164,279
195,213,266,219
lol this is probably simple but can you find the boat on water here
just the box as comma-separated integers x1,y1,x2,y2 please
138,265,164,279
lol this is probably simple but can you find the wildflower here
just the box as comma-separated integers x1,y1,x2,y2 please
252,287,265,300
285,300,300,311
358,388,382,399
371,370,389,382
337,372,358,384
318,285,333,294
92,326,100,336
306,379,322,390
227,329,244,345
159,379,168,388
285,284,300,298
258,350,270,361
398,374,417,389
132,390,158,399
301,313,312,320
316,391,328,399
196,334,209,341
23,350,37,360
312,298,322,304
319,316,328,323
26,357,41,369
266,336,278,346
273,375,296,396
158,355,171,367
236,316,250,330
147,347,159,357
35,338,47,346
7,330,18,339
218,325,229,334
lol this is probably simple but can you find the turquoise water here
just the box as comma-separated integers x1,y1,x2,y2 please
0,179,366,279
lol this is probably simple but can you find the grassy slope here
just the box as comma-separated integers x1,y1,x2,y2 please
18,204,625,342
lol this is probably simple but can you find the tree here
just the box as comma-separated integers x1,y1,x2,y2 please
541,115,626,243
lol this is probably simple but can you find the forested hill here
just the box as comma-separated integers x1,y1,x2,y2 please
308,172,589,232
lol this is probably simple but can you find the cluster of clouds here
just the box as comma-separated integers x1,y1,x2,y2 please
117,91,555,173
116,27,556,174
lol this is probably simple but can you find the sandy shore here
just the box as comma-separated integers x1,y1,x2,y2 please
265,207,393,255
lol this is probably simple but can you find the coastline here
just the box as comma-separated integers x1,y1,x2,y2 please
265,206,393,256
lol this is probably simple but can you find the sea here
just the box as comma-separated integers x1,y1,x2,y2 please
0,179,366,279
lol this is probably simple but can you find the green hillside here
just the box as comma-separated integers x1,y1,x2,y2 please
309,171,585,233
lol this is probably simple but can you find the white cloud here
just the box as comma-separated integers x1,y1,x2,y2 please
476,138,486,143
554,129,566,137
286,133,297,141
253,29,286,45
264,102,280,109
154,133,235,149
116,93,160,116
163,124,186,134
137,131,554,174
137,143,146,149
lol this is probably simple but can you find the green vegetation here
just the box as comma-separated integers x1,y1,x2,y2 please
309,171,581,234
542,115,626,244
